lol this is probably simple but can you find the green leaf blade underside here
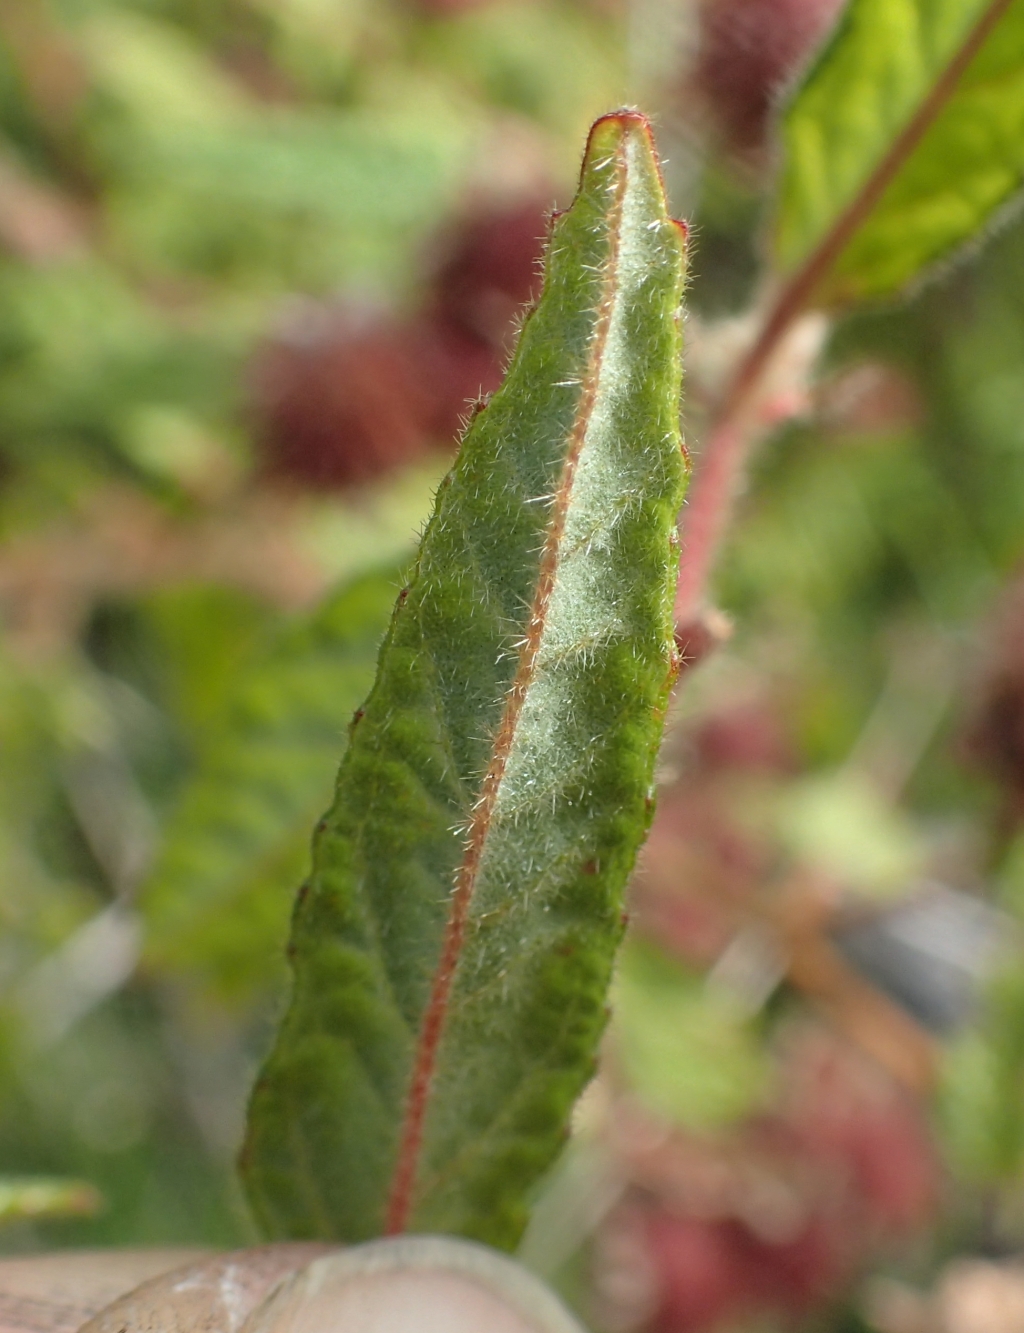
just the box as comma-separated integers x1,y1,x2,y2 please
141,569,399,1004
241,111,688,1250
775,0,1024,306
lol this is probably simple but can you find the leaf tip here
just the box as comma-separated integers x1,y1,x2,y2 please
582,110,689,260
583,108,657,171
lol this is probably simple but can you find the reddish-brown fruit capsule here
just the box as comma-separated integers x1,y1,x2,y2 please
251,309,438,489
609,1204,845,1333
692,0,847,164
594,1034,936,1333
427,198,551,352
692,699,795,774
413,315,507,445
250,200,556,490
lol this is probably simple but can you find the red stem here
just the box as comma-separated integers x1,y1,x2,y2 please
674,0,1013,628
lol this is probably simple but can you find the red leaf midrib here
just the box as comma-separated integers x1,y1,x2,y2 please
383,129,633,1237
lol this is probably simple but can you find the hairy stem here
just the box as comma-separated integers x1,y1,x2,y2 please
674,0,1014,627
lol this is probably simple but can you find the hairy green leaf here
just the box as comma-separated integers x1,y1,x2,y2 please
241,111,688,1249
141,570,398,1002
775,0,1024,306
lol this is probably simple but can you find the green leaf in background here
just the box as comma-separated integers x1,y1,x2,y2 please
612,939,768,1132
241,112,688,1249
940,833,1024,1184
940,966,1024,1184
141,569,399,1003
0,1177,102,1225
775,0,1024,306
83,11,478,289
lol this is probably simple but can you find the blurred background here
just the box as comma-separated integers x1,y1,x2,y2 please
2,2,1024,1331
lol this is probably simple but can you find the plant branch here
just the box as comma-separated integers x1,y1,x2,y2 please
674,0,1014,628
